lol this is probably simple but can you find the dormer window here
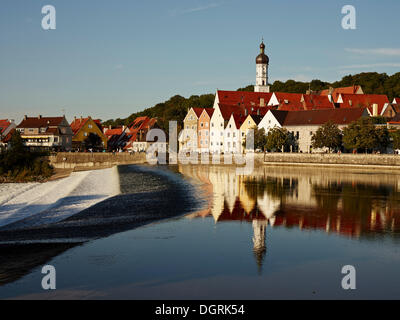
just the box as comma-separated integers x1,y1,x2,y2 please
40,127,46,133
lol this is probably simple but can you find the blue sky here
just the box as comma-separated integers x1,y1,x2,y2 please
0,0,399,123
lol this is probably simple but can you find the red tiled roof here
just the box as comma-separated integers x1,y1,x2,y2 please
218,104,271,120
204,108,214,118
232,114,245,128
17,116,65,129
320,86,363,102
0,120,13,135
217,90,273,107
281,108,368,126
1,128,15,143
272,92,303,106
338,94,389,115
104,128,123,137
192,108,204,118
301,94,335,110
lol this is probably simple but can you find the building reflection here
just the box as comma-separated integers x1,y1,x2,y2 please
179,165,400,271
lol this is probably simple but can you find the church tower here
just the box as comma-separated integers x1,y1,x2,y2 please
254,41,270,93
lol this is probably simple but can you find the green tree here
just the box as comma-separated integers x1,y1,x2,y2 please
83,133,103,151
254,127,267,151
265,127,291,152
311,121,343,152
391,130,400,151
343,118,388,153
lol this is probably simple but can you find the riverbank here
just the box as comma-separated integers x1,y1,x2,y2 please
262,153,400,172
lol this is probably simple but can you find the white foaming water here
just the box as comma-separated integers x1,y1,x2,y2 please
0,167,120,229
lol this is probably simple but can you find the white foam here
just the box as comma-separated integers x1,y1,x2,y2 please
0,167,120,229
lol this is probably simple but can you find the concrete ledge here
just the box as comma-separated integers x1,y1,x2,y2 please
263,153,400,167
48,152,147,169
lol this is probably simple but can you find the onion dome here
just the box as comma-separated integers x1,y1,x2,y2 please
256,41,269,64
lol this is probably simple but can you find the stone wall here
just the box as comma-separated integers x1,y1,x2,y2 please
48,152,147,169
263,153,400,167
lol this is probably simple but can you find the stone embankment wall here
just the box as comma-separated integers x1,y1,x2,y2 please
48,152,147,169
263,153,400,168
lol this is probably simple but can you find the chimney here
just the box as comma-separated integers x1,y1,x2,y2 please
328,94,332,103
260,98,265,107
373,103,378,117
257,109,260,116
349,100,352,107
245,109,248,116
24,115,27,120
38,115,42,119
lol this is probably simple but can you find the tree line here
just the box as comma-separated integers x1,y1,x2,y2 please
251,118,400,154
105,72,400,130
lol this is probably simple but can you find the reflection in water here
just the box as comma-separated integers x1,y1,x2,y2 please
180,165,400,270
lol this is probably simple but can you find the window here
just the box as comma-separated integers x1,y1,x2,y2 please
233,133,236,138
212,123,214,127
88,124,93,129
201,123,204,127
84,132,88,137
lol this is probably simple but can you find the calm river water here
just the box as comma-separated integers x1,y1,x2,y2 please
1,164,400,299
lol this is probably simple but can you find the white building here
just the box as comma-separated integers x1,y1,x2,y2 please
224,114,243,154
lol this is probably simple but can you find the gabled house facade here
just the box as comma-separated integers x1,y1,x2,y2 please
179,108,203,153
198,108,214,153
70,116,107,150
16,115,72,151
224,114,244,154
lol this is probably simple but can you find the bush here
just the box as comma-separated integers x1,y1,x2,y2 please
0,131,54,182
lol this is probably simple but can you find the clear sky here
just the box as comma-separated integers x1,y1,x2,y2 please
0,0,399,123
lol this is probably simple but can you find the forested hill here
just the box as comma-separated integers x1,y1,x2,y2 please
104,72,400,129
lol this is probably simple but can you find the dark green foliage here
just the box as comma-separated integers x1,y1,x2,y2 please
342,117,390,153
253,127,268,151
391,130,400,151
239,72,400,98
103,94,215,132
237,85,255,92
0,131,54,182
265,127,291,152
83,133,103,151
311,121,343,152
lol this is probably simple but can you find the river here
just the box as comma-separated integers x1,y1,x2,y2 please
0,164,400,299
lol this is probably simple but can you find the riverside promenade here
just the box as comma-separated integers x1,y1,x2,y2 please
48,152,400,172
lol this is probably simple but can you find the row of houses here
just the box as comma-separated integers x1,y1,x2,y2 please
0,114,162,152
179,86,400,154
